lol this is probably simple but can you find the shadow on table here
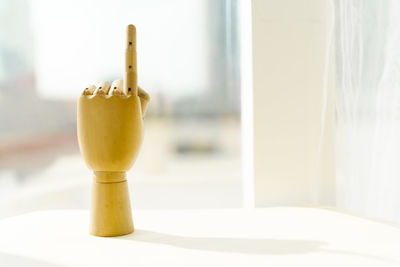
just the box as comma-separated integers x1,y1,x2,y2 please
119,230,400,265
0,252,66,267
119,229,325,255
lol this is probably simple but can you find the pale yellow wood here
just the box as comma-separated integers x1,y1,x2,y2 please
77,24,149,237
124,24,137,95
90,172,133,237
83,85,96,95
97,81,111,95
138,87,150,117
110,80,124,95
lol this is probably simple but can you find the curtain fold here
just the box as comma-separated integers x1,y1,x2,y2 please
335,0,400,222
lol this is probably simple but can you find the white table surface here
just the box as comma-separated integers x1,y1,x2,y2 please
0,207,399,267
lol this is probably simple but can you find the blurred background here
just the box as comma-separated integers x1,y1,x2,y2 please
0,0,242,218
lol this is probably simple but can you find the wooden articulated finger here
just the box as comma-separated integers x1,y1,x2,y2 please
83,85,96,95
124,24,137,96
96,81,111,95
138,87,150,116
110,80,124,96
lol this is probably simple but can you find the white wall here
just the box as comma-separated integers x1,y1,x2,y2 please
242,0,336,206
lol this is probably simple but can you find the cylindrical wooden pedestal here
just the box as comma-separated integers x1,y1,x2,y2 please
90,171,134,237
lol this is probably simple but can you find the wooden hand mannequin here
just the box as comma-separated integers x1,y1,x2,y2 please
77,25,149,237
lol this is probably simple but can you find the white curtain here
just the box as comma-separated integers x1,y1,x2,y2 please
335,0,400,222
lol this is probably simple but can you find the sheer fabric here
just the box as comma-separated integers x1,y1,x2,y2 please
335,0,400,222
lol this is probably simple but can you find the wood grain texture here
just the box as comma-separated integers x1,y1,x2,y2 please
77,24,148,237
90,173,134,237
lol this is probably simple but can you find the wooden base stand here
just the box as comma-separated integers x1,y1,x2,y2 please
90,172,134,237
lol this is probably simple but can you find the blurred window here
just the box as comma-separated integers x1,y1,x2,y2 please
0,0,241,217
